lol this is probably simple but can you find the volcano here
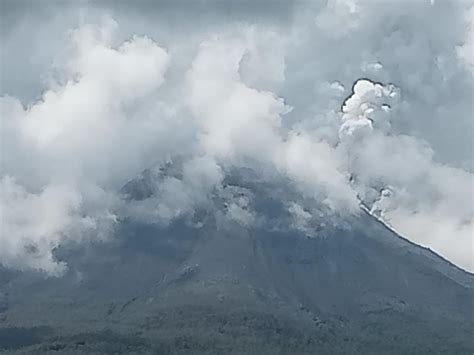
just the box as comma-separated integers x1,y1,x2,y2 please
0,172,473,355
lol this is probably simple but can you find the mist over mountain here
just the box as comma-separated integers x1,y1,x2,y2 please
1,0,473,353
0,170,473,353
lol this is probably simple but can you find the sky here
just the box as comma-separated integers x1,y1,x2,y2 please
0,0,473,274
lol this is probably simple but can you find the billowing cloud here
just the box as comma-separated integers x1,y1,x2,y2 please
0,19,183,273
1,0,473,273
341,79,474,271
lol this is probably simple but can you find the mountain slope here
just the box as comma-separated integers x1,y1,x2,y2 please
0,179,473,354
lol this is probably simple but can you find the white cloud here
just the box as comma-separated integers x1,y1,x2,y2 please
0,177,80,275
288,202,312,234
186,32,289,161
0,20,181,273
1,1,473,273
339,79,474,271
226,196,255,227
277,133,358,212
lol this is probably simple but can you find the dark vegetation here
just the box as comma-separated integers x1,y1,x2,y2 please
1,176,473,354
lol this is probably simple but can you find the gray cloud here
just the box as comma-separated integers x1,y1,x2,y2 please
1,0,473,273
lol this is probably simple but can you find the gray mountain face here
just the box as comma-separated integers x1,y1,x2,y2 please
0,173,473,354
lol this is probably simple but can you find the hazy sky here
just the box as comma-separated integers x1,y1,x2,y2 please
0,0,473,274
